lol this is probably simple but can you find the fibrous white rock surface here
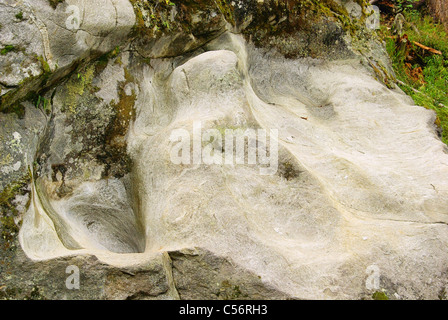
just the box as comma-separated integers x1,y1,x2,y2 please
17,30,448,299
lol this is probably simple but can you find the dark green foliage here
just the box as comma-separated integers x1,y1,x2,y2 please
0,45,15,55
372,291,389,300
15,11,23,20
382,9,448,144
48,0,64,9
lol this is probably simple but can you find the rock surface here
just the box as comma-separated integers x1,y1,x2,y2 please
1,0,448,300
0,0,135,110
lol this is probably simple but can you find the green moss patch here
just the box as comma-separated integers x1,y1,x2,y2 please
236,0,371,58
0,174,30,251
48,0,65,9
15,11,24,21
372,291,389,300
62,64,96,114
0,45,16,56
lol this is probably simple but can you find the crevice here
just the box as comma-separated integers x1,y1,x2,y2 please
161,252,180,300
0,82,18,89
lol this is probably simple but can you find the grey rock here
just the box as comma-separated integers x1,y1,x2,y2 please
169,248,291,300
0,242,176,300
0,0,135,110
0,102,46,192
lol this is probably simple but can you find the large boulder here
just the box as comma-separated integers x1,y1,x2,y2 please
1,0,448,300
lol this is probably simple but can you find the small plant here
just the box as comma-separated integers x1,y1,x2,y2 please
34,95,51,114
162,19,170,29
395,0,419,13
36,55,51,74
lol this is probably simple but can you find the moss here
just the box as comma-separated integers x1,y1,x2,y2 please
99,68,136,178
234,0,372,59
0,54,53,114
0,45,15,56
36,56,51,74
130,0,223,39
0,174,30,252
0,102,26,118
15,11,24,20
48,0,64,9
109,68,137,138
63,64,96,113
129,0,175,35
129,0,147,36
95,47,120,74
25,286,46,300
0,216,19,242
0,284,47,300
278,161,301,181
216,280,248,300
0,174,30,212
0,287,20,300
367,59,395,89
372,291,389,300
215,0,235,26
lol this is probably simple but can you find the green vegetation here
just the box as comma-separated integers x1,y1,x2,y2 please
108,67,137,139
216,280,248,300
129,0,180,35
15,11,23,20
48,0,64,9
395,0,419,12
0,45,15,56
0,53,54,116
33,95,51,114
1,216,19,243
238,0,371,58
0,174,30,251
64,64,95,113
381,8,448,144
0,175,30,215
215,0,235,26
36,55,52,74
96,46,121,72
372,290,389,300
